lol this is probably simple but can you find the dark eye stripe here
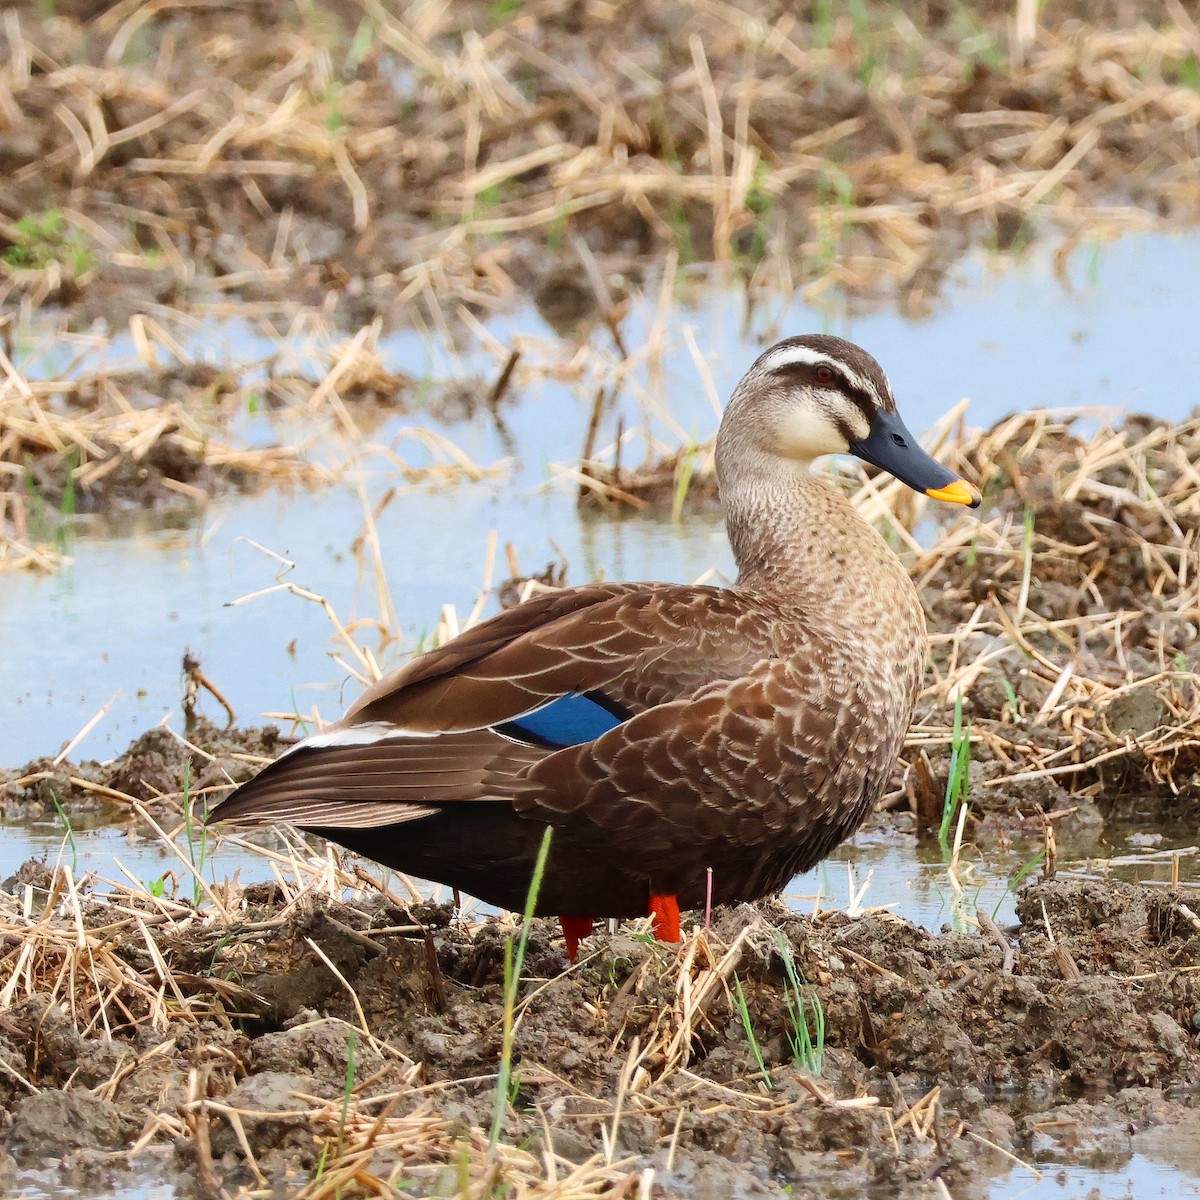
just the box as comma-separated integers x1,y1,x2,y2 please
772,360,879,421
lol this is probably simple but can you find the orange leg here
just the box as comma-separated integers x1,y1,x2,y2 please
648,894,681,944
559,916,595,962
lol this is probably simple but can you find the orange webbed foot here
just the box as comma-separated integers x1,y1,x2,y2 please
559,916,595,962
648,894,681,943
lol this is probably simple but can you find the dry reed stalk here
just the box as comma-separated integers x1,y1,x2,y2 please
905,411,1200,802
0,309,503,571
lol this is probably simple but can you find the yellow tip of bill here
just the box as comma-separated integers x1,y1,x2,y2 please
926,479,982,508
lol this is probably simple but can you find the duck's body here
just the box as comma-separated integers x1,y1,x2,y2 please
211,336,979,955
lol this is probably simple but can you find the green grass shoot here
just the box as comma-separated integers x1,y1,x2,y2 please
343,16,375,74
671,442,699,522
992,850,1046,919
312,1142,329,1183
55,448,78,553
22,455,78,550
938,692,971,859
742,162,776,262
208,930,235,972
288,688,311,737
814,168,854,271
489,826,553,1152
666,199,695,264
848,0,876,83
546,205,569,251
812,0,834,48
337,1027,358,1156
774,932,824,1075
732,975,772,1090
182,761,208,905
48,787,78,875
2,210,97,274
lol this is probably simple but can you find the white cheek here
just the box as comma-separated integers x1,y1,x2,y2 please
776,406,850,460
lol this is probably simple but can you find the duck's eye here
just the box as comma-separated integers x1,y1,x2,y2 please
814,364,836,385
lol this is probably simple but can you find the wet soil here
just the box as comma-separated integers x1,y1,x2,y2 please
0,717,283,820
4,0,1199,331
1,867,1199,1198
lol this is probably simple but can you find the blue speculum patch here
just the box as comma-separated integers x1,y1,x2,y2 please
496,691,629,748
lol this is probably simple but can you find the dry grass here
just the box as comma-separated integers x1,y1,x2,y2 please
1,1,1197,323
0,312,505,571
0,825,960,1198
0,841,647,1195
905,410,1200,802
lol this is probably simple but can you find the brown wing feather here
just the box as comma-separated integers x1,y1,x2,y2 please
346,583,786,733
210,584,804,845
344,584,636,726
505,651,890,901
211,728,542,827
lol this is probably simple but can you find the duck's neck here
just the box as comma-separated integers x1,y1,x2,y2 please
723,460,920,632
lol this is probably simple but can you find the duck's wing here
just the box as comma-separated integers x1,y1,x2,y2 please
209,582,783,829
513,651,863,867
343,582,777,729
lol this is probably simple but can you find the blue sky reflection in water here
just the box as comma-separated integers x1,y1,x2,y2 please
6,230,1199,766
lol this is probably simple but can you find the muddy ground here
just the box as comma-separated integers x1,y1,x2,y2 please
1,847,1200,1199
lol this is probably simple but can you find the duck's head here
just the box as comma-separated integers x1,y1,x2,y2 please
716,334,981,508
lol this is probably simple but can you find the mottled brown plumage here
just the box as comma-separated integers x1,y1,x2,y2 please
210,335,980,945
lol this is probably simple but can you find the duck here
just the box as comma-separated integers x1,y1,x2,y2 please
210,335,980,960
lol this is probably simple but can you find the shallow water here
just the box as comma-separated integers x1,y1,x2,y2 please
989,1156,1200,1199
6,802,1196,938
4,230,1200,921
11,1171,177,1200
6,230,1200,766
10,1135,1200,1200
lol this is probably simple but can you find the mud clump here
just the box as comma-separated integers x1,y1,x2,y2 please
9,1090,125,1156
0,718,283,824
0,867,1196,1196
